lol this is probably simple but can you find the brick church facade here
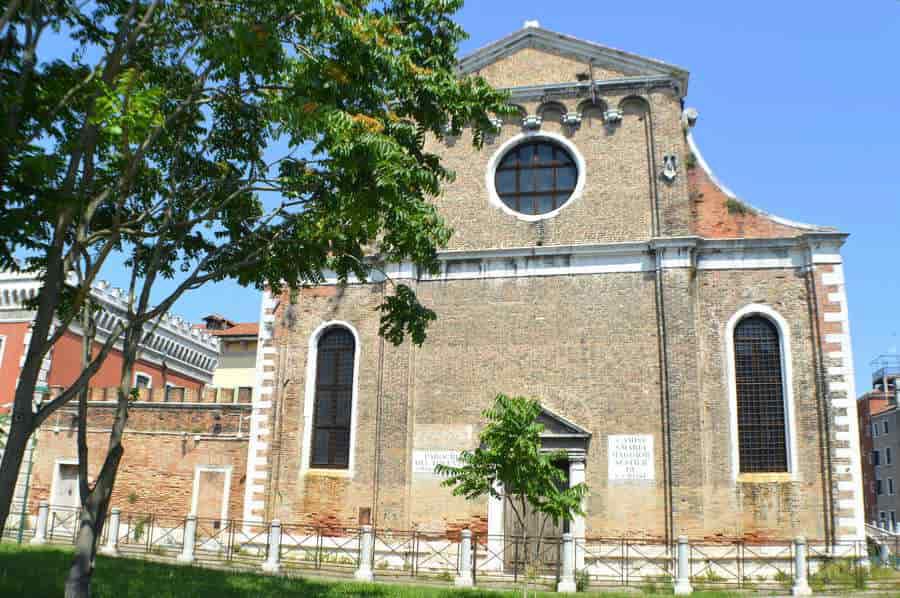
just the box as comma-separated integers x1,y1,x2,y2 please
244,24,865,544
9,24,862,547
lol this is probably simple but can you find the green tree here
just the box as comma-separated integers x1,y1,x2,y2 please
0,1,511,595
436,394,588,592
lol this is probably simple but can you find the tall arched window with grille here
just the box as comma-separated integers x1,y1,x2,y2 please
734,316,788,473
310,327,355,469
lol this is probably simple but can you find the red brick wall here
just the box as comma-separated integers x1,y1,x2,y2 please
29,403,249,520
688,164,806,239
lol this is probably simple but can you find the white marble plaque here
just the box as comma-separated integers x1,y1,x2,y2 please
608,435,654,482
412,450,462,475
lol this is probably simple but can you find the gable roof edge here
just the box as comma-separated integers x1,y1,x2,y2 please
459,26,689,96
686,127,838,233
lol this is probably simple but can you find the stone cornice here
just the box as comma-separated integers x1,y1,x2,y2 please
312,235,847,285
506,75,680,103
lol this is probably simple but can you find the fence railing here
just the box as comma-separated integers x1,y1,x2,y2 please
5,502,900,594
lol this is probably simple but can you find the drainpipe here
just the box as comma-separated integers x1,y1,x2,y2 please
653,247,675,547
644,93,675,546
804,248,835,546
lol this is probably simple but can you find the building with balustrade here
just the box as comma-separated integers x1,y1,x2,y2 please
0,271,256,529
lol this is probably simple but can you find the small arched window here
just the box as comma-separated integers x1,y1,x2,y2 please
734,316,788,473
310,327,355,468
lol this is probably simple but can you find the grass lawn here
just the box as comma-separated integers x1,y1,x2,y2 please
0,543,754,597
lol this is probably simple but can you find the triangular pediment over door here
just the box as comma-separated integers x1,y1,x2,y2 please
536,407,590,454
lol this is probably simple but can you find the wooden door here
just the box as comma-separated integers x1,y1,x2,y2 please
503,460,569,572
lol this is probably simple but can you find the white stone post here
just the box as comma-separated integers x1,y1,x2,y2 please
557,533,577,593
177,515,197,564
486,481,505,572
568,455,587,570
262,520,282,573
100,508,121,556
792,537,812,596
354,525,374,582
880,540,890,567
454,528,474,587
30,501,49,545
673,536,693,595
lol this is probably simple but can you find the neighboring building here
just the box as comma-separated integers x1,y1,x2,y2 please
195,314,258,403
243,23,865,545
0,271,254,525
859,355,900,529
0,272,217,409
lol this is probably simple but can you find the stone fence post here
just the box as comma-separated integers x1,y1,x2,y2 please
557,533,576,593
454,528,474,587
262,520,282,574
792,536,812,596
99,508,120,556
354,525,374,582
673,535,693,595
30,501,49,545
177,515,197,564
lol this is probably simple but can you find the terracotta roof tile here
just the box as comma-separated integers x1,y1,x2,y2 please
208,322,258,337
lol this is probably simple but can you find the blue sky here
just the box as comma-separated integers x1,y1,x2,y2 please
97,1,900,394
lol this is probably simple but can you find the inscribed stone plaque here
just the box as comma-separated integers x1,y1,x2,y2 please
608,435,654,482
412,450,462,476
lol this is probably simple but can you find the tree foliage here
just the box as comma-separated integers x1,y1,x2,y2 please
436,394,588,533
0,1,513,594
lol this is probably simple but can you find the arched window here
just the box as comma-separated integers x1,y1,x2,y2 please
734,316,788,473
310,327,355,468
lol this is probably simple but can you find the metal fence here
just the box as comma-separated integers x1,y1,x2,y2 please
5,504,900,594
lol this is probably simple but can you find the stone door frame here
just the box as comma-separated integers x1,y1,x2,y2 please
484,408,590,571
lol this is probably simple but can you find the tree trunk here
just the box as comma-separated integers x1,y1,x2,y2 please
0,411,32,535
64,447,121,598
65,512,98,598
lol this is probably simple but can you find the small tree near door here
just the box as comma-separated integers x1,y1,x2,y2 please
436,394,588,590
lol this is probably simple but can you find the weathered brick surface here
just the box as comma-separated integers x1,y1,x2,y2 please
473,46,630,89
255,42,857,542
687,153,810,239
29,404,249,519
692,268,828,540
425,87,691,249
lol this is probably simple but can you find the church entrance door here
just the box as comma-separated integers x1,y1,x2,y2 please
502,460,569,574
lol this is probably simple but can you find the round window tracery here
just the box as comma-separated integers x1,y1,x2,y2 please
493,140,578,216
